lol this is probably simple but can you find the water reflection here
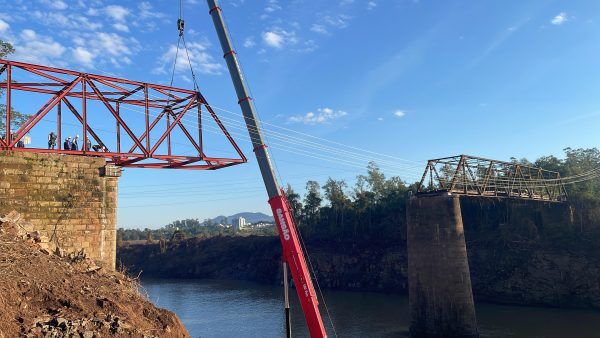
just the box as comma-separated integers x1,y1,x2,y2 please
142,279,600,338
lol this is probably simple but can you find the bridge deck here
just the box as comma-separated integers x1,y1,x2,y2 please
417,155,568,202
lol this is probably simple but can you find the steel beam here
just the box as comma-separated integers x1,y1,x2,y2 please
0,59,246,170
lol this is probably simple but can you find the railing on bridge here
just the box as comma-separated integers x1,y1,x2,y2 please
417,155,568,202
0,59,246,170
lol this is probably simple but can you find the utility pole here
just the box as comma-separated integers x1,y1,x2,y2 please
206,1,328,337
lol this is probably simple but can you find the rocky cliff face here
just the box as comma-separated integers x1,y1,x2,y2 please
461,197,600,308
117,236,408,293
118,197,600,309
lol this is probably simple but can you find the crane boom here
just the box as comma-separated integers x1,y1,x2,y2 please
206,1,328,337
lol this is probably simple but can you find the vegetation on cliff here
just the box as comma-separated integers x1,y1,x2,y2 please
122,147,600,247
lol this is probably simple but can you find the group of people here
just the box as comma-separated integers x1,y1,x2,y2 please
48,132,107,152
61,135,81,151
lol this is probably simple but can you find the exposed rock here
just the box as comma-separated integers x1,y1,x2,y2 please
0,211,190,338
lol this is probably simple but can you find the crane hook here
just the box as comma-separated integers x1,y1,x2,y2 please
177,18,185,37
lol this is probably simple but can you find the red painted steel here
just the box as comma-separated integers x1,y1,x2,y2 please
0,59,246,170
268,191,327,337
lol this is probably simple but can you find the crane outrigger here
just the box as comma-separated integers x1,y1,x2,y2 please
206,1,329,337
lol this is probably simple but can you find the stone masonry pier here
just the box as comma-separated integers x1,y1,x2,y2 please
407,194,479,338
0,151,120,269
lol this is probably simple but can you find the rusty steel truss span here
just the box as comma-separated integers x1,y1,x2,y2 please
0,59,246,170
417,155,568,202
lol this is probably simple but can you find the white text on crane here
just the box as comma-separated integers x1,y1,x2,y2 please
276,208,291,241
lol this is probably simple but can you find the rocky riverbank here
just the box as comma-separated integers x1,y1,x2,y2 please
118,197,600,310
0,211,189,338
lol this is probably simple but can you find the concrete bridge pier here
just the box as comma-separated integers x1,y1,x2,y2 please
406,194,479,338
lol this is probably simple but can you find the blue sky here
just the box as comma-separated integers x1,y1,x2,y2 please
1,0,600,228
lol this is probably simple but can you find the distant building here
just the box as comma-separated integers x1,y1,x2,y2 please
253,222,273,228
236,217,247,230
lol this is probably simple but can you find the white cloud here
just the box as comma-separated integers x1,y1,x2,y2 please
12,29,66,65
296,39,318,53
311,24,328,35
41,0,68,10
113,23,129,32
105,5,129,22
311,14,352,36
377,117,384,121
367,1,377,10
265,0,281,13
154,40,223,75
87,8,100,16
2,5,140,69
230,0,246,7
138,2,166,20
393,110,406,118
21,29,37,40
323,14,351,29
67,31,140,68
243,37,256,48
0,19,9,33
262,29,297,49
31,10,103,31
551,12,567,25
263,31,284,48
93,32,134,57
289,108,348,124
72,46,95,66
53,1,68,10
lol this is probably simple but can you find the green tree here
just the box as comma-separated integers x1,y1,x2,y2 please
0,40,14,60
534,155,562,173
303,181,322,221
323,178,349,209
0,40,29,135
563,147,600,201
285,184,302,222
323,178,351,234
356,162,387,201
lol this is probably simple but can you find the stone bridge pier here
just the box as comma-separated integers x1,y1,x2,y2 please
407,194,479,338
0,152,120,269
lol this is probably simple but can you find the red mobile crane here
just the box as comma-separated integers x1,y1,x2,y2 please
206,1,328,337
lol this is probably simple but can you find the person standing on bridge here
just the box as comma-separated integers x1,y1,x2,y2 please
64,137,72,151
48,132,57,150
72,135,79,151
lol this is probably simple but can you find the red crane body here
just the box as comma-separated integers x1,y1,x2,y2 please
206,1,328,336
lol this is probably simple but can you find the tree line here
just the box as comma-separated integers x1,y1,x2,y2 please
287,148,600,247
118,147,600,246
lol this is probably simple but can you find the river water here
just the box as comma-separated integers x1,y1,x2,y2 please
142,278,600,338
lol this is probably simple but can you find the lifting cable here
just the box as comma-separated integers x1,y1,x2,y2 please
168,0,200,98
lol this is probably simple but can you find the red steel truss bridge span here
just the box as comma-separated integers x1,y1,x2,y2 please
417,155,568,202
0,59,246,170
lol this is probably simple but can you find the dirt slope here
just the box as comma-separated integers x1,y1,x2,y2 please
0,211,189,338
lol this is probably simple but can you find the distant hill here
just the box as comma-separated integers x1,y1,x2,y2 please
210,212,274,225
